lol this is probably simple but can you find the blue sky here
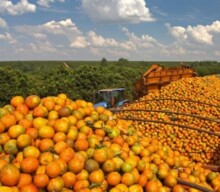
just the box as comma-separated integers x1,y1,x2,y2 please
0,0,220,61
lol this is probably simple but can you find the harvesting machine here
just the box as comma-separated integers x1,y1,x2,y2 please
135,64,197,98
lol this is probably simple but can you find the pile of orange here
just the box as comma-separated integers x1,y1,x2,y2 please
117,75,220,164
0,93,219,191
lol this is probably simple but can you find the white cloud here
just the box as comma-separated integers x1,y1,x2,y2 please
82,0,155,23
32,33,47,40
70,36,88,48
29,41,56,52
87,31,118,47
0,17,7,28
0,0,36,15
0,32,16,44
37,0,65,7
43,19,80,34
168,20,220,45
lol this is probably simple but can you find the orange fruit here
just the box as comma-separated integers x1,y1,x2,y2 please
0,164,20,186
33,173,49,188
20,184,38,192
38,138,54,152
25,95,41,109
17,173,32,189
53,132,67,143
164,174,177,187
20,157,39,173
59,147,75,162
33,106,48,118
48,110,59,120
55,158,68,175
23,146,40,158
106,172,121,186
93,148,108,164
32,117,47,129
74,139,89,151
54,119,70,133
25,128,38,139
62,172,76,188
18,119,32,129
45,161,61,178
58,106,72,117
102,159,116,173
68,157,84,174
38,125,55,139
84,159,99,173
47,177,64,192
89,169,105,184
121,172,135,186
3,139,18,155
145,180,159,192
39,152,54,165
1,114,17,128
8,125,25,138
10,96,25,107
42,98,55,111
16,134,32,149
16,104,29,115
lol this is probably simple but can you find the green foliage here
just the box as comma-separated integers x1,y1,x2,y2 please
0,60,220,107
100,57,107,66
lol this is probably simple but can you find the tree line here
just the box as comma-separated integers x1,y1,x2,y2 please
0,60,220,106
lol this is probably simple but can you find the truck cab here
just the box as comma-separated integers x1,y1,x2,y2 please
93,88,129,109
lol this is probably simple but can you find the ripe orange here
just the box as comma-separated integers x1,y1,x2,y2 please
74,139,89,151
10,96,25,107
0,164,20,186
38,125,55,139
33,173,49,188
121,172,135,186
23,146,40,158
48,110,59,120
106,172,121,186
68,157,84,174
145,180,159,192
18,119,32,129
1,114,17,128
16,134,32,149
59,147,75,162
25,128,38,139
33,106,48,118
39,152,54,165
47,177,64,192
32,117,47,129
93,148,108,164
102,159,116,173
62,172,76,188
53,132,67,143
20,157,39,173
73,179,90,191
25,95,41,109
42,98,55,111
54,119,70,133
16,104,29,115
55,158,68,175
20,184,38,192
8,125,25,138
17,173,32,189
45,161,61,178
89,169,105,184
164,174,177,187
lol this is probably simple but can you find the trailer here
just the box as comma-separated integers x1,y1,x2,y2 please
135,64,197,98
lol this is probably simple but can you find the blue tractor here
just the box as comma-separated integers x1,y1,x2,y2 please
93,88,129,109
